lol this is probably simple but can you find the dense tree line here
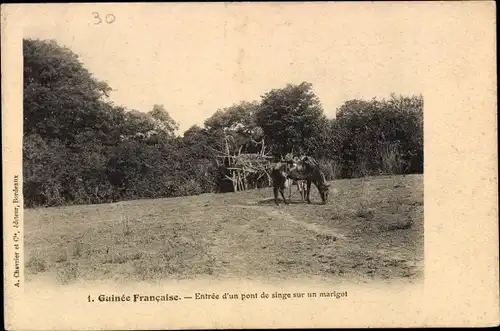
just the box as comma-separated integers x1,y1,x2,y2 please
23,38,423,207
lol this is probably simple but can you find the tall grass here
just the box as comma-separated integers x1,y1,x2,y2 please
318,158,342,181
380,143,405,175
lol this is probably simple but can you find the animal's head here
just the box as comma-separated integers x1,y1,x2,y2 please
319,183,330,204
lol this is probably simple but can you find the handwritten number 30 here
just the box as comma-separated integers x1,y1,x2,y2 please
92,12,116,25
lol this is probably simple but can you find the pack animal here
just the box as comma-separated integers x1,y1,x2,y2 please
271,156,330,205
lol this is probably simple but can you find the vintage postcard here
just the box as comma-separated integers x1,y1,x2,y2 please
2,2,498,329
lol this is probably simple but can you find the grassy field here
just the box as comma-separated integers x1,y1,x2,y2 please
24,174,423,285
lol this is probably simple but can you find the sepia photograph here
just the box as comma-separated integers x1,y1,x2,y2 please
3,2,498,330
21,12,423,287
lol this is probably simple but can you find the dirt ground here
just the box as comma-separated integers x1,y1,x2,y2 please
24,174,423,285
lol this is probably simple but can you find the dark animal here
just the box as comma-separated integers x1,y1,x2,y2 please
271,156,330,205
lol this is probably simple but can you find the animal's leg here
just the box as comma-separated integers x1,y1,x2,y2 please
312,181,321,204
306,180,312,204
311,181,327,205
288,179,292,200
280,188,289,205
279,181,289,205
298,181,305,201
273,185,280,205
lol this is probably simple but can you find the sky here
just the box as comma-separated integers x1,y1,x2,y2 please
21,3,427,134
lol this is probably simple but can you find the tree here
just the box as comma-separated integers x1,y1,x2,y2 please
256,82,327,158
23,38,113,145
182,125,214,158
204,101,264,154
204,101,259,132
331,95,423,177
148,104,179,136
